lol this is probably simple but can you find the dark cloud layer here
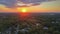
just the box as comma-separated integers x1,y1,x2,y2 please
18,0,55,3
19,0,41,3
0,0,55,7
0,0,17,7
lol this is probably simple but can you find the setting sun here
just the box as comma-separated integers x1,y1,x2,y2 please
17,8,28,13
21,8,27,13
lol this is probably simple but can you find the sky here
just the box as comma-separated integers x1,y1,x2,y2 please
0,0,60,13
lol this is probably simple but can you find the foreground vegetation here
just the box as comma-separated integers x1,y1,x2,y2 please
0,13,60,34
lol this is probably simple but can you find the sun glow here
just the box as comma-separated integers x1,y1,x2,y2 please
21,8,27,13
17,8,28,13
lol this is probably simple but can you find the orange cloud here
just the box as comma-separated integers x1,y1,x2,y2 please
0,4,17,12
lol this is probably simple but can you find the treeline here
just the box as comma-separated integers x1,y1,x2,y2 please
0,14,60,34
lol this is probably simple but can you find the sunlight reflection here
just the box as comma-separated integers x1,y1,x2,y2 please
18,12,30,21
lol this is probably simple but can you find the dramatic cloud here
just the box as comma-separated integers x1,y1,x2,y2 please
0,0,60,13
16,0,57,7
16,1,40,7
19,0,56,3
0,0,57,7
0,0,16,7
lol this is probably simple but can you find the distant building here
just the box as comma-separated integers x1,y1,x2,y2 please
43,27,48,30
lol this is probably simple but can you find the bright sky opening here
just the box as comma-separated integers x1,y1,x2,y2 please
21,8,27,13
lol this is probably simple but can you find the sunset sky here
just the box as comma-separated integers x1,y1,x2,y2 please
0,0,60,13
